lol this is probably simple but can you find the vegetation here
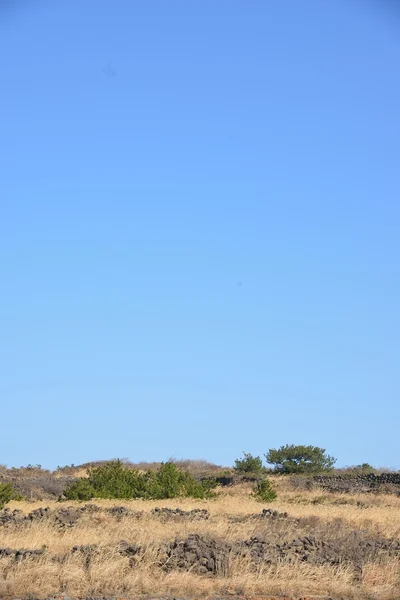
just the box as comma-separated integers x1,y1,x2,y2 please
64,460,217,501
62,478,97,501
265,444,336,474
348,463,376,473
252,477,277,502
0,482,23,509
234,452,264,474
2,479,399,600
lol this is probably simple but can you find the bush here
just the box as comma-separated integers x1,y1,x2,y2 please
265,444,336,474
252,477,277,502
64,461,147,500
146,462,216,499
87,461,148,499
64,460,217,501
234,452,264,474
63,478,96,501
0,483,23,509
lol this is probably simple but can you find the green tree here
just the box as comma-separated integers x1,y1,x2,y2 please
265,444,336,474
0,483,23,509
234,452,264,474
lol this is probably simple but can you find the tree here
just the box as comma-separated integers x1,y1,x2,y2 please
265,444,336,474
234,452,264,474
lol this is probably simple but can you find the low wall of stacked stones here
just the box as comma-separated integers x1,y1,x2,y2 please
314,472,400,493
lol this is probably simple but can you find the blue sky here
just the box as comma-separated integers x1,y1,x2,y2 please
1,1,399,470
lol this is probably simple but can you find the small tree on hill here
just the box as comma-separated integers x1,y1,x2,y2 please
234,452,264,474
265,445,336,474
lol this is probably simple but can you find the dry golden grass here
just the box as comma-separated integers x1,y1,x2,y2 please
1,479,400,599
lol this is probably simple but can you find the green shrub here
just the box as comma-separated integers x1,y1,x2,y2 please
146,462,185,499
0,483,24,509
146,462,216,499
88,461,148,499
64,461,147,500
234,452,264,474
64,460,217,501
63,478,96,501
197,476,218,498
252,477,277,502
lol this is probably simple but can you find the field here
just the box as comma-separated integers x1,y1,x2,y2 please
1,476,400,599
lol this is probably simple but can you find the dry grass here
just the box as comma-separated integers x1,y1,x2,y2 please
1,480,400,599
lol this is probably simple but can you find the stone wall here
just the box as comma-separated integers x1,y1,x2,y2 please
314,472,400,493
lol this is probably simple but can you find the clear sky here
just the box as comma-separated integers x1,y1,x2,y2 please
1,1,399,470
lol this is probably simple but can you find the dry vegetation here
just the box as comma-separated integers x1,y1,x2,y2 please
0,476,399,599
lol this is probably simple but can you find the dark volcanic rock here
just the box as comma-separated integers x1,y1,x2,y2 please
152,507,210,521
0,508,25,526
259,508,289,519
0,503,143,529
55,507,81,528
27,507,52,521
118,539,142,557
162,533,231,575
106,506,143,520
71,544,99,556
314,472,400,494
0,546,45,560
160,531,400,576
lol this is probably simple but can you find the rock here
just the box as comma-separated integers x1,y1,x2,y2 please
71,544,98,556
118,540,141,557
151,507,210,520
162,534,231,575
55,507,81,527
27,507,52,521
0,508,24,526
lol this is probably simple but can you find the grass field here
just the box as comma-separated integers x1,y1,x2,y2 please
1,477,400,599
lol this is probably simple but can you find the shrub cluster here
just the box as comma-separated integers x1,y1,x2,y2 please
64,461,217,501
